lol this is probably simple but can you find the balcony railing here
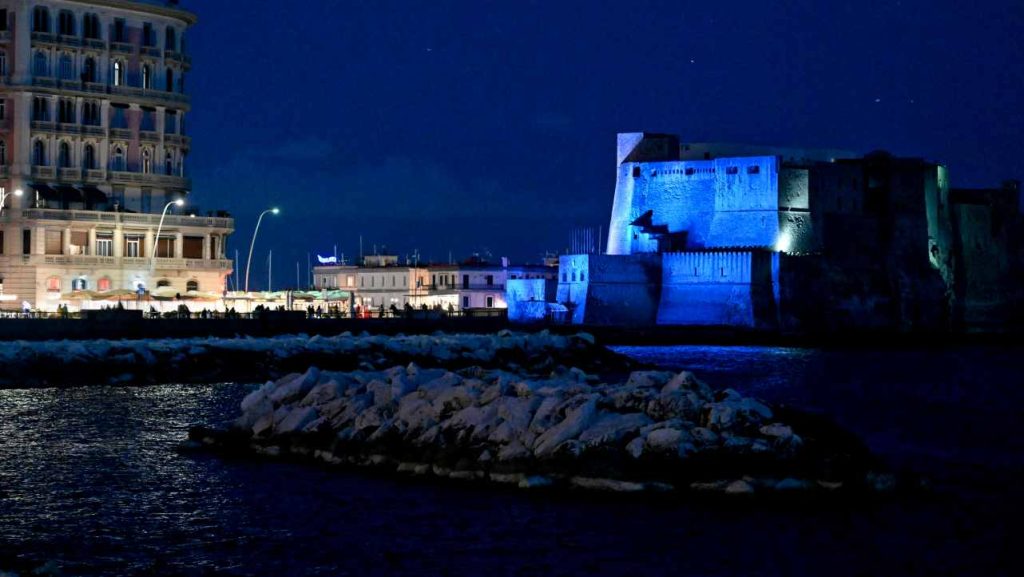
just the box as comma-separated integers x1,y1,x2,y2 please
57,79,82,91
84,38,106,50
22,208,234,231
85,169,106,183
140,130,160,143
58,168,82,181
109,128,132,140
32,166,56,179
142,46,161,59
83,82,106,94
57,123,80,135
31,32,56,44
109,172,191,190
110,41,133,54
33,255,232,271
164,134,191,147
31,120,55,132
82,125,105,137
32,77,57,88
58,35,81,47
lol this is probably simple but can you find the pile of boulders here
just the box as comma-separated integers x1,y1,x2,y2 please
191,360,885,495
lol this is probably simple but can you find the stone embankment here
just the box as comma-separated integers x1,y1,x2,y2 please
0,331,631,388
189,332,889,495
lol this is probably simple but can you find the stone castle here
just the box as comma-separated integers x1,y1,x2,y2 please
550,132,1023,333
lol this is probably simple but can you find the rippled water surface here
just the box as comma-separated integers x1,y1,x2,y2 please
1,345,1022,576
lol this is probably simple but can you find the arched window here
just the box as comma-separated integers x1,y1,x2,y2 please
83,57,96,83
97,277,112,292
84,14,101,40
33,52,48,77
165,68,173,92
58,141,71,168
111,145,125,171
164,152,173,175
58,10,75,36
142,64,151,89
59,53,74,80
84,144,95,170
165,27,177,52
46,276,61,293
112,60,124,87
186,280,199,292
72,277,88,291
156,279,171,288
0,141,6,166
33,140,47,166
142,149,152,174
33,7,50,33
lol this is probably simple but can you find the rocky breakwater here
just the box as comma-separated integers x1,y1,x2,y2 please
189,334,889,496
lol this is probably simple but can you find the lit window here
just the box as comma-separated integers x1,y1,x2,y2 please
186,280,199,292
46,276,61,292
747,165,761,175
97,277,112,292
112,60,124,87
726,167,739,175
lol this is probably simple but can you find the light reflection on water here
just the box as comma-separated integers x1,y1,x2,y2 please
0,346,1022,576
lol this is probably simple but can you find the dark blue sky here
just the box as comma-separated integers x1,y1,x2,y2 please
183,0,1023,289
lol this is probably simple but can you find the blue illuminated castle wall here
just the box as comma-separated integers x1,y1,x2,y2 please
516,132,1024,332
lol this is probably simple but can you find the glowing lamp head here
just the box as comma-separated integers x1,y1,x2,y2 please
173,199,185,207
775,231,793,253
13,189,23,197
271,208,280,215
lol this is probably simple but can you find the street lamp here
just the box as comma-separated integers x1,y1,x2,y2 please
0,187,24,217
244,207,279,293
151,198,185,276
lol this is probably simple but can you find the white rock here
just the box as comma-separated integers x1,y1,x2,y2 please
276,406,319,435
759,423,793,439
578,412,653,447
533,396,598,457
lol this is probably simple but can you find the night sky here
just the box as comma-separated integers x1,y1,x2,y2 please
184,0,1023,290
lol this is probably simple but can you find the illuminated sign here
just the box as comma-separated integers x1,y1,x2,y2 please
317,255,338,264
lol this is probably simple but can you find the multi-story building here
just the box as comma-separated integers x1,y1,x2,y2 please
313,257,554,316
0,1,233,311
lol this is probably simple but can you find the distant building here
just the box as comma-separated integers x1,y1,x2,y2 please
0,1,234,311
550,132,1024,333
313,257,555,316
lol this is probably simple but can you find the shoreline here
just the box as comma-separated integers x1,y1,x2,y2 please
0,316,1022,348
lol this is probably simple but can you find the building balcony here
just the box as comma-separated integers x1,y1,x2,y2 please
82,125,105,137
31,120,55,132
85,169,106,183
31,32,57,45
142,46,162,59
110,41,134,54
83,82,107,94
58,35,81,47
32,166,56,179
140,130,160,143
27,254,233,272
22,208,234,232
84,38,106,50
57,79,82,91
109,171,191,190
109,127,132,140
32,77,57,88
57,168,82,181
56,123,80,135
164,134,191,147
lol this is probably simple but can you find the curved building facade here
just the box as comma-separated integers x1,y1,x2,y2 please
0,0,233,311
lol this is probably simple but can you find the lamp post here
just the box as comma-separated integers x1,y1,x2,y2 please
244,207,279,293
0,187,24,217
151,198,185,277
